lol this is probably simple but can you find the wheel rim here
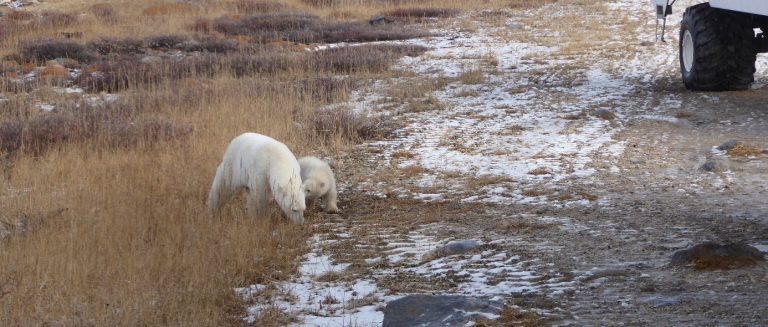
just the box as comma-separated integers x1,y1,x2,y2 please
682,30,694,73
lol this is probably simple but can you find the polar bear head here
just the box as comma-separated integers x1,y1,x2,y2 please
302,178,329,201
283,184,306,224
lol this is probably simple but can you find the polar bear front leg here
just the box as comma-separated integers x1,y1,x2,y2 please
207,165,236,217
323,182,340,213
245,189,269,218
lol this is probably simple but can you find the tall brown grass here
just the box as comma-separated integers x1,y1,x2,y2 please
0,0,519,325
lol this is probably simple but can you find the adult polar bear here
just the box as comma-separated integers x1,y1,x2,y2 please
207,133,306,224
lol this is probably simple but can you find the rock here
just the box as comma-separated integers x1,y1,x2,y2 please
592,109,616,120
382,295,503,327
670,242,765,270
699,157,728,172
421,239,479,262
717,140,740,151
640,40,654,46
369,15,394,25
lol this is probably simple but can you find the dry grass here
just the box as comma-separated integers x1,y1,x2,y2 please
0,0,514,325
457,67,486,85
727,143,765,157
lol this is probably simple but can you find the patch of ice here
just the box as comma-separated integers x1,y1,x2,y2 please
35,103,55,112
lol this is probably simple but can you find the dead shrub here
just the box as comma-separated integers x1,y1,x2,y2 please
508,0,557,9
0,102,190,156
90,3,116,18
142,3,200,16
145,34,191,49
212,12,319,38
298,77,353,103
36,10,78,27
213,13,429,44
382,7,460,19
6,10,35,21
226,52,298,76
310,44,428,73
191,18,212,33
302,21,430,43
727,143,765,157
528,167,550,176
234,0,288,14
20,39,94,63
181,37,239,53
312,107,400,141
88,37,145,55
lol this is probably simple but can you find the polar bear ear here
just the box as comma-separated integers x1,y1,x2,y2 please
320,182,326,188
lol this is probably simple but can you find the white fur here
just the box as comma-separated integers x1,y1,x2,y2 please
298,156,339,213
207,133,305,223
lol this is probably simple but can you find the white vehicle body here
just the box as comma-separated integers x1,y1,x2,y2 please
655,0,768,16
710,0,768,16
652,0,768,91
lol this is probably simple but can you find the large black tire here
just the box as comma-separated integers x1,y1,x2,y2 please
679,3,757,91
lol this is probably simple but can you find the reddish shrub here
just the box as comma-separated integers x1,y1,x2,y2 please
6,10,35,21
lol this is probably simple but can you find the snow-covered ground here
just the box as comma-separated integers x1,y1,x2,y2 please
241,0,768,325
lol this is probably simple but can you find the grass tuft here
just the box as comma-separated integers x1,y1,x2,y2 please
20,39,94,64
382,7,461,19
212,13,430,44
311,107,400,141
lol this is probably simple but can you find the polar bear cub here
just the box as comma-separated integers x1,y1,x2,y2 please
298,156,339,213
207,133,306,224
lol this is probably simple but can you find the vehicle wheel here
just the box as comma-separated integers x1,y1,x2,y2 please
680,3,756,91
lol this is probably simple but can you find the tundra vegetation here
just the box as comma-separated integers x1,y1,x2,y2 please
0,0,556,325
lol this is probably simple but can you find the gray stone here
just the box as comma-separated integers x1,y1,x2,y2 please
717,140,740,151
671,242,765,270
422,240,480,262
369,15,394,25
382,295,503,327
592,109,616,120
699,157,728,172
